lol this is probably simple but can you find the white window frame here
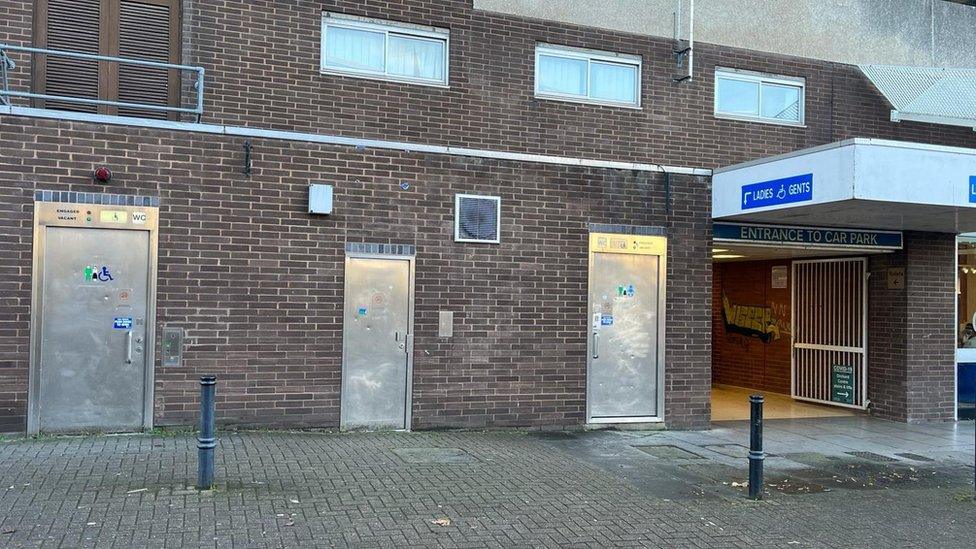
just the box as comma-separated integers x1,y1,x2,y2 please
321,12,450,87
714,67,806,127
534,44,642,109
454,194,502,244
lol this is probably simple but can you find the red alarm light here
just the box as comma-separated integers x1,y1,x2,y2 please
93,166,112,183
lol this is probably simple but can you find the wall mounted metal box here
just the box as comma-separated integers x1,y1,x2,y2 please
309,184,334,215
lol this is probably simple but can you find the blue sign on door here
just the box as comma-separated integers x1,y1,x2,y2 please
113,317,133,330
741,173,813,210
969,176,976,203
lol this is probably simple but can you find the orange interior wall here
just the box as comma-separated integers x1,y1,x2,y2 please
711,260,792,394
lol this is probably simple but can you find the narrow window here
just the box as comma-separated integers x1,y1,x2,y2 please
33,0,182,119
714,68,805,125
535,45,641,108
321,13,449,87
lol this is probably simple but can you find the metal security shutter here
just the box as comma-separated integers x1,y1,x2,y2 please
455,195,501,243
116,0,179,119
35,0,102,112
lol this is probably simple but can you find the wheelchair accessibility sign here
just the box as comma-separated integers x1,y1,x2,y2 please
741,173,813,210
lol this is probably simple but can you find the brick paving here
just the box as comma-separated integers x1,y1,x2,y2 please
0,424,974,548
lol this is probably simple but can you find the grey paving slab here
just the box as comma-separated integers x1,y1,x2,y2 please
0,418,974,548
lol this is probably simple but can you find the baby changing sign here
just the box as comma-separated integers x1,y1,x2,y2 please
741,173,813,210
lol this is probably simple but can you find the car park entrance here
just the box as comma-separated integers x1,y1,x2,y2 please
711,224,898,421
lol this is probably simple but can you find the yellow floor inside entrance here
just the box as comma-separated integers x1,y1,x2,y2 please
711,384,858,421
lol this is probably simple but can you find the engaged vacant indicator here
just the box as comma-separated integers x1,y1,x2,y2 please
831,364,855,405
741,173,813,209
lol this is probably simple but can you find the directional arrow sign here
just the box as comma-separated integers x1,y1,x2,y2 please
741,173,813,210
831,364,855,405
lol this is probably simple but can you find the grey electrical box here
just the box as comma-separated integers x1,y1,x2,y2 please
309,184,334,215
438,311,454,338
161,327,184,366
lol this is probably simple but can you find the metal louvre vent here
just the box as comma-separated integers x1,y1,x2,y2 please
455,194,500,243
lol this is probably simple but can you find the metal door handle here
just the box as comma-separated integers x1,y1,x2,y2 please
593,332,599,359
125,331,133,364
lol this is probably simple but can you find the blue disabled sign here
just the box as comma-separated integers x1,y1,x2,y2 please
741,173,813,210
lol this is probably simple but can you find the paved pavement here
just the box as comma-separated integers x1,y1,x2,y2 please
0,417,974,548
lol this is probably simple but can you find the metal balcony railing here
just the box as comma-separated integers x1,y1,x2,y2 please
0,43,205,122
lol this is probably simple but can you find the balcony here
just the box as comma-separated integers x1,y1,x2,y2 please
0,44,205,122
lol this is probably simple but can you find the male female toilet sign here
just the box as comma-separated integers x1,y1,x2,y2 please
83,265,114,282
741,173,814,210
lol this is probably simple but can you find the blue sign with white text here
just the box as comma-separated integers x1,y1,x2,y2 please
741,173,813,210
113,317,133,330
969,176,976,203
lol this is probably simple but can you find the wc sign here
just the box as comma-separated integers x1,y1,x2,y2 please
131,211,148,224
741,173,813,210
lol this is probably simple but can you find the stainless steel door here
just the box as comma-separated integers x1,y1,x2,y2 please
37,227,151,432
341,256,413,430
587,233,666,422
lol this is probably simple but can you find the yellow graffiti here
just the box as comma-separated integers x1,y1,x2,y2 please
722,294,781,342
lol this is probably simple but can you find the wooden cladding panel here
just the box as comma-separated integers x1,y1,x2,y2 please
34,0,180,118
39,0,101,112
117,0,176,119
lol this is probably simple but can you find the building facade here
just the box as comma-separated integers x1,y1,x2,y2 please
1,0,974,433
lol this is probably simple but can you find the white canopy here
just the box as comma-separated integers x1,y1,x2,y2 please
713,138,976,233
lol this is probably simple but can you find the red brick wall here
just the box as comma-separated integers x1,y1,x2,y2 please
867,252,908,420
712,260,791,394
0,116,711,431
0,0,969,429
2,1,974,168
868,233,956,422
903,232,956,422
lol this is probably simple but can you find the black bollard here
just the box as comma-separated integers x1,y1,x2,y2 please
748,394,764,500
197,376,217,490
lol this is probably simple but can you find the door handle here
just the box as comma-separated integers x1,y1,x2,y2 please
592,332,599,359
125,331,133,364
395,331,405,350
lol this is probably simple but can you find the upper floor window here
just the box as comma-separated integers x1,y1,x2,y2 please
33,0,181,119
714,68,805,126
534,44,641,108
321,13,449,87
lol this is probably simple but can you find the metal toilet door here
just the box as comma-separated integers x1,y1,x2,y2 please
35,226,152,433
341,256,413,430
587,234,666,423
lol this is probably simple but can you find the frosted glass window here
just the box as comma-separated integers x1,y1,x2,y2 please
761,83,801,122
388,34,446,81
538,54,587,96
535,45,641,108
321,14,449,86
714,69,805,125
590,61,638,104
716,77,760,116
324,26,385,73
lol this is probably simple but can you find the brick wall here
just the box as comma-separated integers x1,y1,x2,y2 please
867,251,908,420
2,1,974,168
0,0,970,429
0,115,711,431
904,232,956,422
712,260,791,395
868,233,956,422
